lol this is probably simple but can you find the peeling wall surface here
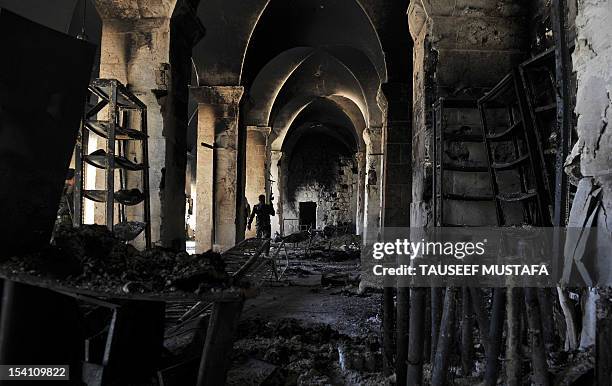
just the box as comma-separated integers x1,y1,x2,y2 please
569,0,612,284
572,0,612,178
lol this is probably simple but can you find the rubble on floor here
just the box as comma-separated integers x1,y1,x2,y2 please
0,225,229,295
228,318,388,386
550,348,595,385
159,235,384,385
272,232,361,265
321,272,360,287
307,233,361,260
274,233,370,297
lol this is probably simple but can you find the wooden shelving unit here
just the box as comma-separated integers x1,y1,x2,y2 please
73,79,151,248
432,98,493,227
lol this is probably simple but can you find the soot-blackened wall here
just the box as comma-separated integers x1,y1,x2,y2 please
283,133,358,232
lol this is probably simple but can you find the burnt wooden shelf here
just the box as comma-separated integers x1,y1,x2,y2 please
444,133,484,142
497,190,538,202
443,193,494,201
84,149,145,171
486,121,523,141
432,97,493,227
84,189,145,206
85,120,147,141
478,69,551,226
442,163,489,172
89,79,146,110
491,154,530,170
74,78,152,248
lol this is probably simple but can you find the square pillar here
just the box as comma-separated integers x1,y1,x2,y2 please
270,150,283,236
191,86,244,252
355,151,366,235
245,126,271,238
382,83,412,228
93,0,177,247
363,128,384,245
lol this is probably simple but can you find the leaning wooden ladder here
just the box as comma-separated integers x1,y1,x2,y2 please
478,71,551,227
477,70,554,384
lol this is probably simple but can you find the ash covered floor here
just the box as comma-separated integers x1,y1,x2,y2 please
229,254,386,385
241,268,380,338
164,234,389,385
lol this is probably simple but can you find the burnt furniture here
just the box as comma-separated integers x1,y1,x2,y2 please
73,79,152,248
478,71,552,226
432,98,494,227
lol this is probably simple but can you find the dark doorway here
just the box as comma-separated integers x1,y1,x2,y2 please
299,202,316,230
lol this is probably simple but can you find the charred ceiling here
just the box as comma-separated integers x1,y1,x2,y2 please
236,0,388,157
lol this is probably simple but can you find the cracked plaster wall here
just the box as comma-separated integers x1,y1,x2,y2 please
566,0,612,293
572,0,612,179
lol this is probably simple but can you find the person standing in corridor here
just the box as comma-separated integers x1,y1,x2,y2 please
247,194,275,255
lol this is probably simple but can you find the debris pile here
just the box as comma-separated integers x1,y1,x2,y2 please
1,225,229,295
230,318,386,385
321,272,361,287
308,233,361,261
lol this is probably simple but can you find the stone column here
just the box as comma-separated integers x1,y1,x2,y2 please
93,0,177,246
162,3,205,250
382,83,412,228
245,126,271,238
362,128,384,245
408,2,431,227
191,86,244,252
355,151,366,235
270,150,283,236
192,99,213,252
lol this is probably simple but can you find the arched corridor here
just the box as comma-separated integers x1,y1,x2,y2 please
2,0,612,384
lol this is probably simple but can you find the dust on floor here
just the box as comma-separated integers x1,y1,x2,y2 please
227,250,389,385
